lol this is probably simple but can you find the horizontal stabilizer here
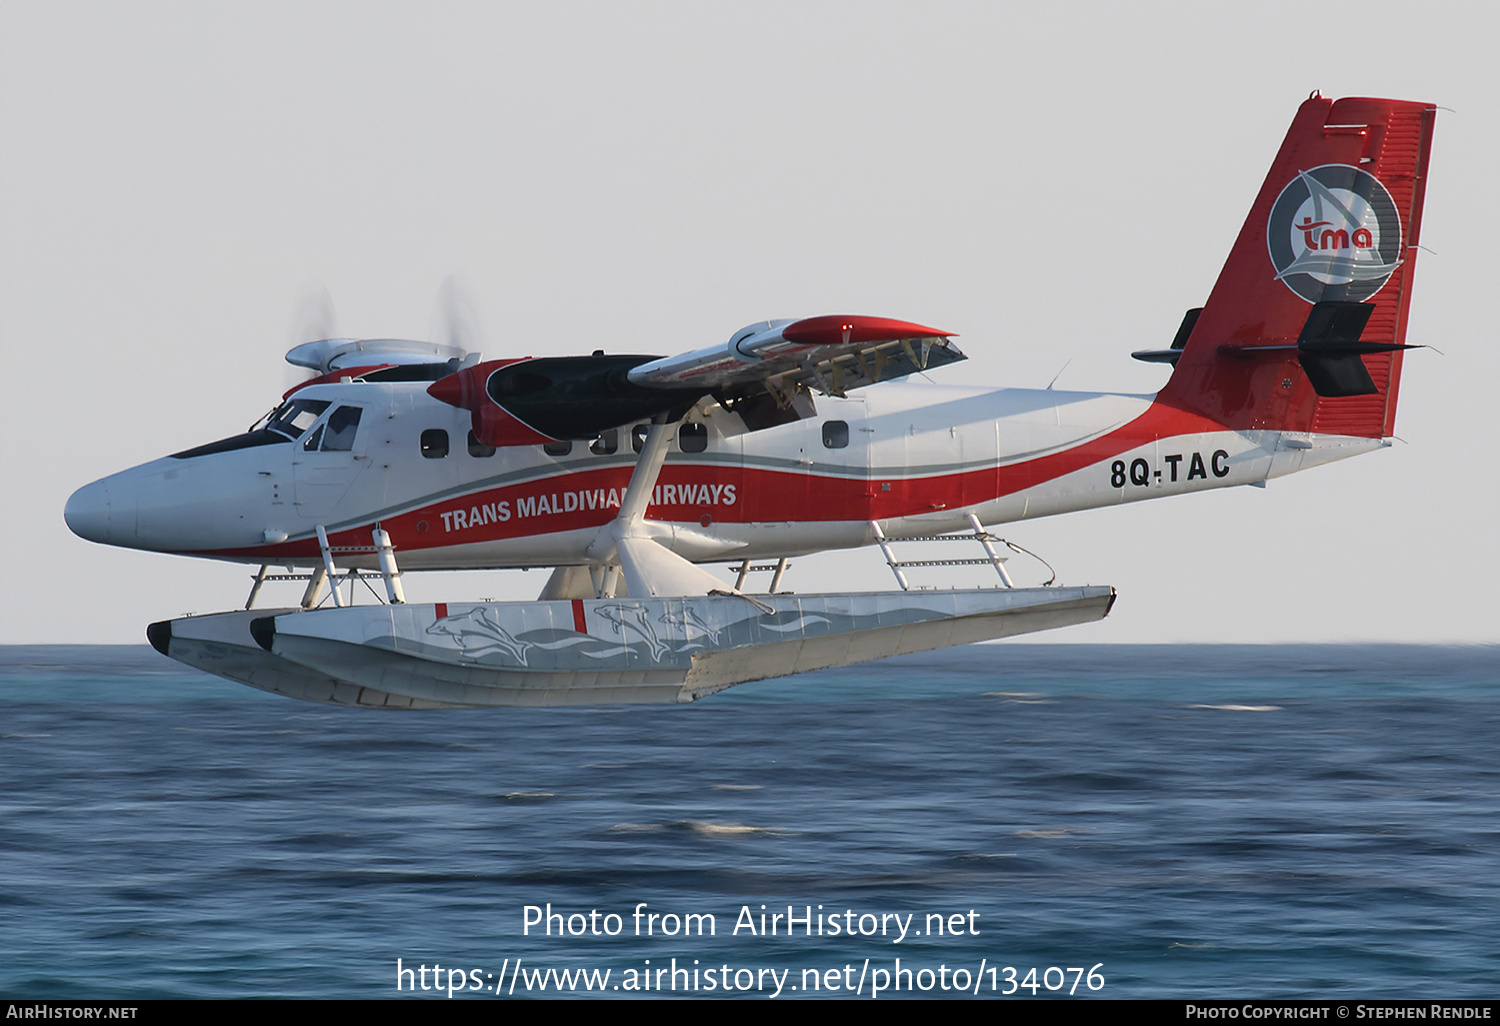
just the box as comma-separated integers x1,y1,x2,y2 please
1216,302,1421,398
1131,307,1201,365
1299,300,1375,345
1299,350,1379,397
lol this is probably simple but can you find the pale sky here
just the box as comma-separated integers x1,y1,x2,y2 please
3,0,1496,645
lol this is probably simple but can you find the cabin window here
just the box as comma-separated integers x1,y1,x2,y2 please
468,430,496,458
302,425,324,451
320,406,362,452
589,428,618,455
822,420,849,449
632,424,650,453
679,423,708,453
421,429,449,458
543,440,573,457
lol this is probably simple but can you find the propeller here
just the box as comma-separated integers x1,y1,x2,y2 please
279,283,339,392
428,274,486,362
288,282,340,348
276,278,483,394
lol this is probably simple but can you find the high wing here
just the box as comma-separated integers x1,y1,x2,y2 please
286,337,474,374
424,313,962,446
626,314,961,395
281,338,481,399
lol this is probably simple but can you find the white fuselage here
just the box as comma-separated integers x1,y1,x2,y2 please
64,377,1381,573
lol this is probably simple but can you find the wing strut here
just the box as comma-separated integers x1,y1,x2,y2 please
582,413,744,600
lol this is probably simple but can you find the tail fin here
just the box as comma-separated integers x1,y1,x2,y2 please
1157,95,1435,439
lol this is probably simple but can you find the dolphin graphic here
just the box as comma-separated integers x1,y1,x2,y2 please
593,604,672,659
426,607,533,664
658,605,723,646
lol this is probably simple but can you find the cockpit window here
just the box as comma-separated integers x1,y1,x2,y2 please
320,406,362,451
170,431,288,460
265,399,331,440
171,397,338,460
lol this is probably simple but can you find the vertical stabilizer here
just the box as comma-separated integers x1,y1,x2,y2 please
1158,95,1435,438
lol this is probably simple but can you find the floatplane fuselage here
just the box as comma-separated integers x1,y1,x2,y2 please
63,94,1436,707
66,376,1342,574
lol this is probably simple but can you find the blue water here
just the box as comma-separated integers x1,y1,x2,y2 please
2,644,1497,999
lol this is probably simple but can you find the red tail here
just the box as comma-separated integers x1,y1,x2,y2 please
1158,95,1435,438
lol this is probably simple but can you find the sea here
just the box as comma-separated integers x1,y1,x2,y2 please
2,643,1496,1001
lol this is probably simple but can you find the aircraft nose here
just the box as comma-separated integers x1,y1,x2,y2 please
64,478,121,544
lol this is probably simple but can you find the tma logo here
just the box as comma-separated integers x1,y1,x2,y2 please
1295,218,1373,252
1267,164,1402,303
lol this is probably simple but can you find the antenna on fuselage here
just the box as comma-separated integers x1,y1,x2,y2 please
1046,359,1072,390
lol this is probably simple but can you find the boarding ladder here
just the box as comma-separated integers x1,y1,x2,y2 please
870,513,1019,592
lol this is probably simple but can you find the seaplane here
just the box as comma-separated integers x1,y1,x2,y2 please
64,94,1435,708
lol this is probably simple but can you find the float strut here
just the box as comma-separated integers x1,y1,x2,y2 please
245,565,269,610
598,564,622,599
870,521,910,591
768,557,789,594
373,526,405,604
315,525,346,608
301,566,328,609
